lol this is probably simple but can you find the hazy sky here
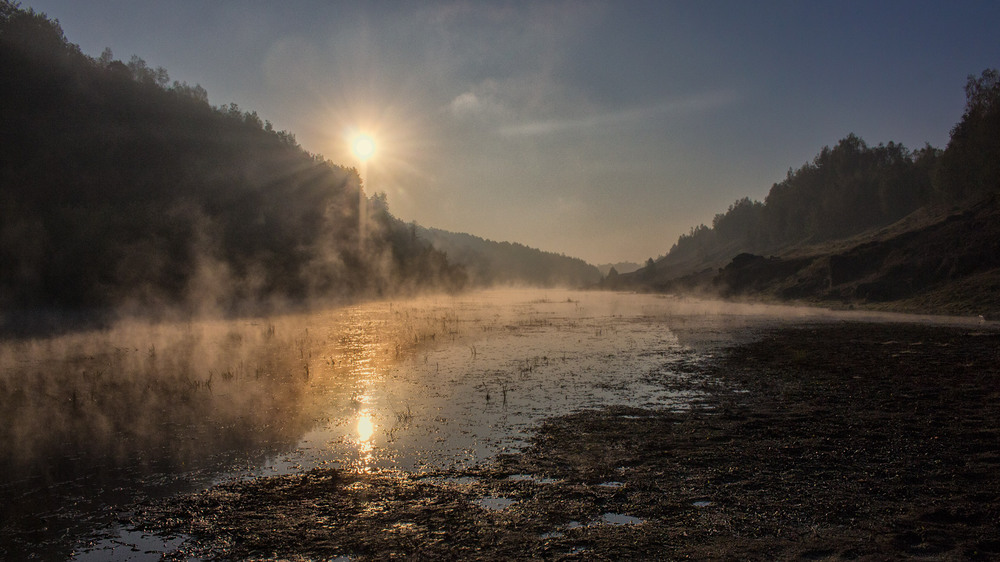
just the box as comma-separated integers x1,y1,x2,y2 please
22,1,1000,264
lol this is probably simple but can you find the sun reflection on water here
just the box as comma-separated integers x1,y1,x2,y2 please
357,411,375,443
257,291,726,477
353,409,376,472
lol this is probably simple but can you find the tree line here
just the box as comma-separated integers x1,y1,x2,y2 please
659,68,999,269
0,2,465,331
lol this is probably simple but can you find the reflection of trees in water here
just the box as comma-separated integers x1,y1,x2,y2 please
0,321,314,479
0,324,316,507
0,295,461,558
0,325,322,480
0,318,318,558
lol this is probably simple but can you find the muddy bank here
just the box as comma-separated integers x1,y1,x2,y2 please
124,322,1000,560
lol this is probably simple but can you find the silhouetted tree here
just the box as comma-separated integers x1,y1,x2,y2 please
712,197,765,247
935,69,1000,202
759,133,933,245
0,2,466,327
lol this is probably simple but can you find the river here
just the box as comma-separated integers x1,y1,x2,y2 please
0,289,980,559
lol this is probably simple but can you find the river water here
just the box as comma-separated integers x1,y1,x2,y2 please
0,289,981,559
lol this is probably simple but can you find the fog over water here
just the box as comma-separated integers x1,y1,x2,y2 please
0,289,987,558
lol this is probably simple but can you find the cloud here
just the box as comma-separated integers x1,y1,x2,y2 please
448,90,507,120
447,79,510,120
498,90,740,137
448,91,483,116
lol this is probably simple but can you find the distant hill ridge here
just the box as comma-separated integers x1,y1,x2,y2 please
416,226,602,288
596,262,642,277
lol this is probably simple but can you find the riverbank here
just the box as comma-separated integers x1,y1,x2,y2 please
122,321,1000,560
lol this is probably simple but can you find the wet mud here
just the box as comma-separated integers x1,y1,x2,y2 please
124,322,1000,560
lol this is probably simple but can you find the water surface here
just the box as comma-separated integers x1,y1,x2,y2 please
0,289,982,558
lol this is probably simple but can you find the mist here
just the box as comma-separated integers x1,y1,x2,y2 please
1,317,307,472
13,286,948,483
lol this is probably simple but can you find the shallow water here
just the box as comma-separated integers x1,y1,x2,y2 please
0,289,986,559
242,290,714,478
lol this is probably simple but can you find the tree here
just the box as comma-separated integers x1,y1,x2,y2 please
935,69,1000,201
97,46,113,66
712,197,765,247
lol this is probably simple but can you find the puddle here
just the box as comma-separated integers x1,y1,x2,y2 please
419,475,478,486
543,517,622,538
508,473,560,484
475,496,516,510
71,526,188,561
540,530,564,539
598,481,624,488
692,500,714,507
601,512,644,525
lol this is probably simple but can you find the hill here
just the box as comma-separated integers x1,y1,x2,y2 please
596,262,642,277
0,4,465,332
713,196,1000,317
416,226,601,288
605,69,1000,316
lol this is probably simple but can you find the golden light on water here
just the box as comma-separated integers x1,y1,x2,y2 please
357,411,375,443
355,409,376,472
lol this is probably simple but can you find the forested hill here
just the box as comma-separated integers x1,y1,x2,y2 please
607,69,1000,315
0,4,465,331
415,226,602,288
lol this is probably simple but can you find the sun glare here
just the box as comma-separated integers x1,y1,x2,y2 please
352,134,376,161
357,412,375,443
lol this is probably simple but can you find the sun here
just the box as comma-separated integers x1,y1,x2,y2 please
352,134,376,161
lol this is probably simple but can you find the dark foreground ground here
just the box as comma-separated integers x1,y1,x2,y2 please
123,322,1000,560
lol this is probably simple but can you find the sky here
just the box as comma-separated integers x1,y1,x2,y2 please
21,0,1000,265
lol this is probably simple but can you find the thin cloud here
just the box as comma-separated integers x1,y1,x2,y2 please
498,91,739,137
448,91,484,116
447,79,513,120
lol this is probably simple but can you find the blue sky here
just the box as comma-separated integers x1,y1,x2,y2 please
21,0,1000,264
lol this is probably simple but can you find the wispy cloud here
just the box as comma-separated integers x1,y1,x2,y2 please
497,91,739,137
447,79,509,119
